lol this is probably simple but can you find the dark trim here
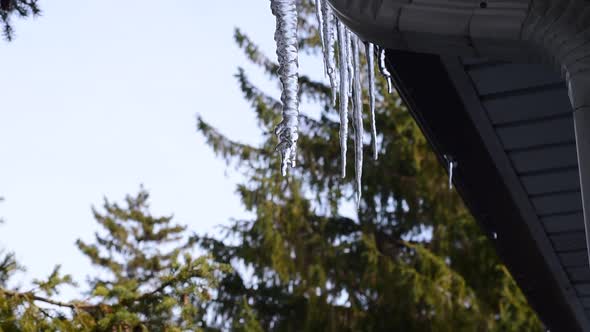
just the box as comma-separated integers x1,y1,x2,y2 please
574,110,590,283
385,49,589,332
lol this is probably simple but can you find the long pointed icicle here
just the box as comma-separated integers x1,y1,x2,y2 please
337,20,349,179
378,47,393,94
365,43,378,161
270,0,300,176
321,0,338,106
315,0,326,75
346,29,354,96
352,35,364,205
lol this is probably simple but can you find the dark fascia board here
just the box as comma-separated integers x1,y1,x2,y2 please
385,49,588,332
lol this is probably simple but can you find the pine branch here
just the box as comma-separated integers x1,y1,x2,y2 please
0,287,97,312
0,0,40,40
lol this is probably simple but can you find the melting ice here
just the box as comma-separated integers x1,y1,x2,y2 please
270,0,390,204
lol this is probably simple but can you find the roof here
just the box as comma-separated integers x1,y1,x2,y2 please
385,50,589,332
324,0,590,329
327,0,590,331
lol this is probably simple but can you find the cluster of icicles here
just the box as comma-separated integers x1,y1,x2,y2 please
270,0,393,205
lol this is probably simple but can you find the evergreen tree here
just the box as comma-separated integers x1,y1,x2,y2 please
0,189,229,331
0,0,40,40
195,1,544,330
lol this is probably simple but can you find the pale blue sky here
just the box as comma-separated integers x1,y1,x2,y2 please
0,1,291,292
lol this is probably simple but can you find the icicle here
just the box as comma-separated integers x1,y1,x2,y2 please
365,42,378,160
270,0,300,176
346,29,354,96
378,47,393,94
351,35,364,205
337,20,349,179
270,0,391,204
449,162,454,189
445,155,457,190
315,0,327,75
321,0,338,106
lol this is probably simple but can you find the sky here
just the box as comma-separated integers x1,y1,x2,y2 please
0,1,290,294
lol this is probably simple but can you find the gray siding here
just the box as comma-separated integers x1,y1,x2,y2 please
462,59,590,311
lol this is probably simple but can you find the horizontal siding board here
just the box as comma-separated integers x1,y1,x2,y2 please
560,251,589,268
521,168,580,195
532,191,582,216
542,212,585,233
496,116,574,151
551,233,587,252
509,144,578,173
482,87,571,125
467,63,563,96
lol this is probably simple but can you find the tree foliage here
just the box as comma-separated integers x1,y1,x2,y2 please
0,0,40,40
195,0,545,331
0,190,230,331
